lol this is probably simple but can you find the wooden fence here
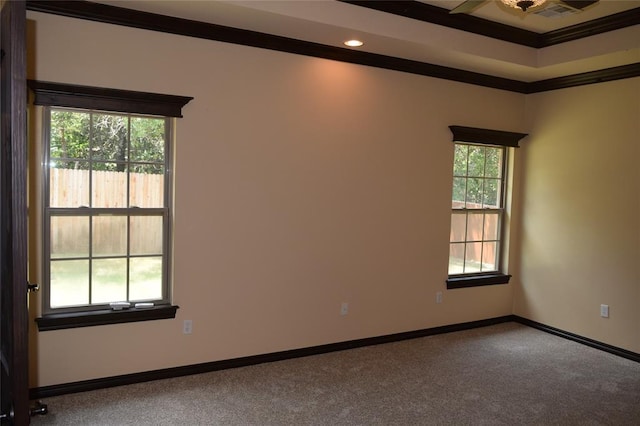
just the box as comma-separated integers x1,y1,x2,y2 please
450,202,499,269
50,168,164,257
50,168,164,208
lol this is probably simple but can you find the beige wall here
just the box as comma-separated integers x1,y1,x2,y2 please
27,12,524,387
515,78,640,353
27,10,640,390
27,9,640,390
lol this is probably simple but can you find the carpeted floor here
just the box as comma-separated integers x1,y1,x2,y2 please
31,323,640,425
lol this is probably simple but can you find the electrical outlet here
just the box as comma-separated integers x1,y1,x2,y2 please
436,291,443,304
340,302,349,316
183,319,193,334
600,304,609,318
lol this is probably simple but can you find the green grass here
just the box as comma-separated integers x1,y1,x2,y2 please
50,257,162,308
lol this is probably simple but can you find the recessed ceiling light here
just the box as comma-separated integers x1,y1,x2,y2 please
344,40,364,47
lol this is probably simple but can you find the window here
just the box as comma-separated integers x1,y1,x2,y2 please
449,143,505,274
446,126,527,289
45,108,170,310
29,81,192,329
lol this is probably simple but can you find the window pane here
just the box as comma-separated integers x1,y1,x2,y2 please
92,258,127,304
452,177,466,208
465,177,483,208
484,212,499,241
130,117,165,162
482,242,498,272
92,113,128,162
50,259,89,308
131,216,163,255
464,242,482,273
93,216,127,256
51,216,89,258
485,147,502,178
50,110,90,160
450,212,466,243
49,163,90,207
466,212,484,242
453,144,468,176
130,257,163,301
448,244,465,275
92,166,127,208
467,146,485,177
483,178,500,208
130,164,164,208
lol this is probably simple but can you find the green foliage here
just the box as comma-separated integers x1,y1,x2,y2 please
467,146,485,177
131,117,165,165
50,110,91,163
92,113,128,171
452,143,503,208
50,109,165,174
453,144,468,176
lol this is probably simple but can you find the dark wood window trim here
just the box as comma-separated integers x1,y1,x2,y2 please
447,126,525,289
446,273,511,289
449,126,528,148
27,80,193,117
36,305,179,331
30,80,191,330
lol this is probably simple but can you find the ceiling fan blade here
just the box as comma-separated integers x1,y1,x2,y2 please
449,0,487,14
559,0,599,10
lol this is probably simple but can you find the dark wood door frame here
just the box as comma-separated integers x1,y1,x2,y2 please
1,0,30,424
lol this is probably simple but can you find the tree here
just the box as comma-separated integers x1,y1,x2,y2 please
50,110,91,167
452,144,502,208
50,109,165,173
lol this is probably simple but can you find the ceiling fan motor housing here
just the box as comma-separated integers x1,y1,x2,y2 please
517,1,536,11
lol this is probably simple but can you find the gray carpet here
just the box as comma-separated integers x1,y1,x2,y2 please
31,323,640,425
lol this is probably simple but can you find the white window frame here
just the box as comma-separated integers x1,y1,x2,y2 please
449,142,507,276
42,107,173,313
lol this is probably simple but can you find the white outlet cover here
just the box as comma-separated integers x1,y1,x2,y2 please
600,304,609,318
340,303,349,315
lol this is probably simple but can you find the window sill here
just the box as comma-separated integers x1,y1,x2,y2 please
446,273,511,289
36,305,179,331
